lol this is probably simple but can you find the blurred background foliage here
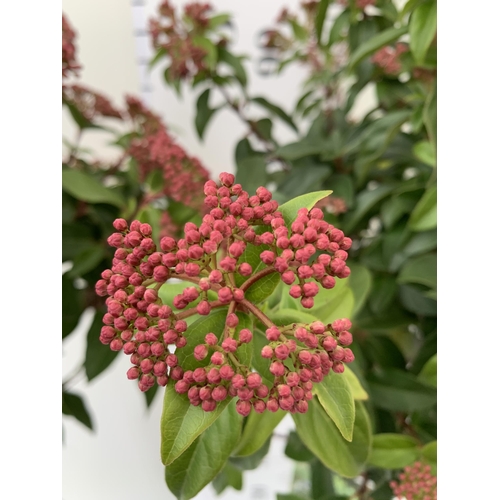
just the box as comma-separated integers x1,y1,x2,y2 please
62,0,436,498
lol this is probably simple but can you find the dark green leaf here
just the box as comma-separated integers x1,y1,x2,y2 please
343,184,395,234
235,156,268,197
84,309,119,381
328,10,350,46
367,369,436,412
230,437,271,470
218,48,247,86
195,88,219,140
234,410,285,456
165,401,242,500
144,383,160,408
403,230,437,258
62,274,83,339
277,164,331,199
254,118,273,141
399,284,437,316
315,0,330,45
409,1,437,64
310,458,334,499
398,253,436,289
368,433,420,469
252,329,273,385
369,276,398,316
62,391,93,430
62,169,126,208
314,371,355,441
348,26,408,70
212,462,243,494
293,399,372,478
252,96,298,132
279,190,333,227
68,245,106,278
285,430,315,462
149,47,167,69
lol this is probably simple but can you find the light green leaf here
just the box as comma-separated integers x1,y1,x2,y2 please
418,354,437,388
234,410,285,457
314,371,355,441
368,434,420,469
398,253,437,289
245,272,281,305
348,26,408,70
413,140,436,167
312,278,355,324
279,190,333,226
421,440,437,473
62,169,126,208
408,185,437,232
192,36,217,70
161,383,231,465
208,13,231,30
328,10,350,46
149,47,167,69
348,263,372,317
409,1,437,65
344,366,368,401
268,308,318,327
293,399,372,478
165,401,242,500
423,81,437,150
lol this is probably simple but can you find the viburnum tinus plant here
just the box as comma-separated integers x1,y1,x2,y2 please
63,0,438,497
97,172,354,416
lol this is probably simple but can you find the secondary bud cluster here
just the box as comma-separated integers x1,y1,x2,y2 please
372,43,408,75
96,172,354,415
390,462,437,500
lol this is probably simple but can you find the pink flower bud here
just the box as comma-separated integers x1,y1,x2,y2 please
163,330,178,344
238,263,252,276
226,313,239,328
289,285,302,299
201,400,217,412
175,380,190,394
212,385,228,402
338,331,353,346
270,361,285,376
281,271,295,285
266,398,279,412
221,338,238,353
343,348,355,363
236,399,251,416
175,337,187,348
194,345,208,360
298,350,312,365
127,367,140,380
231,374,246,389
322,336,337,351
107,233,123,248
123,342,136,355
332,361,345,373
219,364,235,380
261,345,274,358
110,338,123,351
211,351,225,365
246,373,262,389
310,321,325,334
205,333,218,345
140,359,154,374
274,344,289,360
239,329,252,343
207,367,222,384
193,368,207,383
218,287,233,304
279,395,294,411
153,361,167,377
153,266,169,282
266,326,281,341
286,372,300,387
260,250,275,265
219,172,235,187
209,270,223,284
185,263,200,277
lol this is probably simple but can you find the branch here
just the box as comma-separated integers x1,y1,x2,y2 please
240,267,276,292
239,298,275,329
175,300,226,320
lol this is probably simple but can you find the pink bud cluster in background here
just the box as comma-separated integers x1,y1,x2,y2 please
390,462,437,500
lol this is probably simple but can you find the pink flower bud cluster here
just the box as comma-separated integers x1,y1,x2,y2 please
390,462,437,500
149,1,217,81
254,208,351,309
62,14,80,79
128,128,209,212
337,0,376,9
372,43,408,75
63,84,123,121
96,172,355,414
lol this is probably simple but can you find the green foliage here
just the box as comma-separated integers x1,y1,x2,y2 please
165,401,242,500
62,391,93,430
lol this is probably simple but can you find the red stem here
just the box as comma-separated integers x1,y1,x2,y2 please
239,298,275,329
240,267,276,292
175,300,226,320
